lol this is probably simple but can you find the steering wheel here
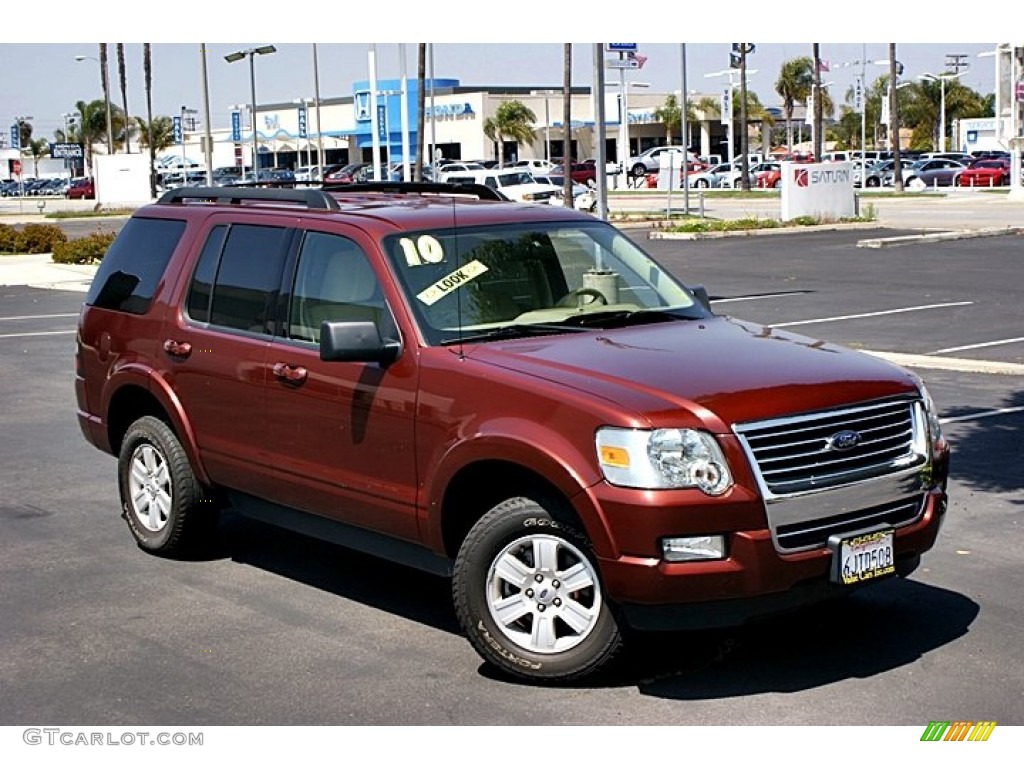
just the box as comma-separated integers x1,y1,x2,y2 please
557,287,608,308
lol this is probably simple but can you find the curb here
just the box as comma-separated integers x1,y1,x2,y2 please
857,226,1023,248
647,222,882,240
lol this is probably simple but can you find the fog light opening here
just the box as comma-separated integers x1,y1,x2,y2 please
661,535,726,562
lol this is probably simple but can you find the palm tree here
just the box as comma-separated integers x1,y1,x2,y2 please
136,116,175,151
144,43,156,197
415,43,426,181
117,43,131,153
99,44,113,154
27,139,50,177
775,57,814,153
76,99,110,174
483,100,536,166
652,94,696,144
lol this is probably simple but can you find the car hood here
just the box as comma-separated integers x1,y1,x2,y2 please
465,315,919,430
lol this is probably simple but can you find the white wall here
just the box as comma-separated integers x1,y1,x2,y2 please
94,153,153,205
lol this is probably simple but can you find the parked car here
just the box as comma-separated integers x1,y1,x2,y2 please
510,158,558,175
532,173,597,211
896,158,967,190
436,162,486,181
626,145,697,178
75,183,950,683
750,162,783,188
853,160,886,188
66,176,95,200
293,166,321,183
322,163,369,186
685,162,736,188
956,158,1011,187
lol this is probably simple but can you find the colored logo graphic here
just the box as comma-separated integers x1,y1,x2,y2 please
794,168,809,187
921,721,997,742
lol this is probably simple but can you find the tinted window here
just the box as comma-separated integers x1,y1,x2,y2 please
85,217,186,314
185,225,227,323
287,232,390,344
209,224,290,334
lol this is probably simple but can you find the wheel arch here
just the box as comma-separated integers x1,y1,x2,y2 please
105,376,211,487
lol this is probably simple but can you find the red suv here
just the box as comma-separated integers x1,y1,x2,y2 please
76,183,949,682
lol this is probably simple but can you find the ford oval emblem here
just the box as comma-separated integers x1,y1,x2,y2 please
826,430,862,451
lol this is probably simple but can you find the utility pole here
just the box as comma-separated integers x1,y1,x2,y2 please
731,43,755,190
813,43,823,161
890,43,903,193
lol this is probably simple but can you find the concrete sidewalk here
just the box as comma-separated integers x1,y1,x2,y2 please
0,253,98,292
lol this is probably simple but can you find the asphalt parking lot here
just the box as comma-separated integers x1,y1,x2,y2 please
0,223,1021,731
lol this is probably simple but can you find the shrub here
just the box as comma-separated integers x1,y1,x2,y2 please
0,223,18,254
51,232,117,264
15,223,67,254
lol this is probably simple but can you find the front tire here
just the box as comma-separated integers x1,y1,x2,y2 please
453,497,622,682
118,416,216,555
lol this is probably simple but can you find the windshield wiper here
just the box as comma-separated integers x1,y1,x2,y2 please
558,307,706,328
439,323,589,346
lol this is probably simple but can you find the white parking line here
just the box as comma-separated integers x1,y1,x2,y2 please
0,330,76,339
772,302,973,328
0,313,79,322
940,406,1024,425
932,337,1024,355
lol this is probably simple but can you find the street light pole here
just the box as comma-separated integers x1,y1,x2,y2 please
920,71,964,151
224,45,277,182
74,53,113,155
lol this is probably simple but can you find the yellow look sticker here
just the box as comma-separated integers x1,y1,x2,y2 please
416,260,489,306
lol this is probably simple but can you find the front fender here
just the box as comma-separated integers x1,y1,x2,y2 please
419,418,619,559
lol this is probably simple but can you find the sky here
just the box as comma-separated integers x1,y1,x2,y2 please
2,2,1021,141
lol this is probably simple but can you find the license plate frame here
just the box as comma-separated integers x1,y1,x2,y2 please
829,528,896,586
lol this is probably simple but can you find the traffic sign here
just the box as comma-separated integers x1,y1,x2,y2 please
606,43,638,52
606,58,640,69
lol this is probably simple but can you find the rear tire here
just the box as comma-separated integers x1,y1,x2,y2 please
453,497,622,682
118,416,216,556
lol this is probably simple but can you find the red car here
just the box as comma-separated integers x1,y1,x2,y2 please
76,183,949,682
66,177,95,200
956,159,1010,187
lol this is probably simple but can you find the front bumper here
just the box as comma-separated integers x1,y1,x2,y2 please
597,489,946,631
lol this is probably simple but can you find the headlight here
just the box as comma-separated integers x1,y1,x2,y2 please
914,379,946,457
596,427,733,495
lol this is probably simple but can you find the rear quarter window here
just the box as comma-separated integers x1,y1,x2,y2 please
85,217,187,314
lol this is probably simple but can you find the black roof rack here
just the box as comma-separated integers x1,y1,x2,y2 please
334,181,507,202
157,186,339,210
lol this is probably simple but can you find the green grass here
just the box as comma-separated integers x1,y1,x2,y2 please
45,208,135,219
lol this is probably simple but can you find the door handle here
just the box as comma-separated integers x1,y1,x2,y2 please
272,362,308,384
162,339,192,358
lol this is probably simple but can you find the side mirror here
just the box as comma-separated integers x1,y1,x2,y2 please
320,320,401,365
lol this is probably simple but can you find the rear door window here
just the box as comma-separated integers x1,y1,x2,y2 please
85,217,186,314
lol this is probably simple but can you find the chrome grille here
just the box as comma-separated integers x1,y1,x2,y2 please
735,399,926,496
775,496,925,550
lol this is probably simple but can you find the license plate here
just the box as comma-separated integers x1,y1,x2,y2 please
829,529,896,585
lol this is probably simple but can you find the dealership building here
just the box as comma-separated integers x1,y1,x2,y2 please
177,77,737,173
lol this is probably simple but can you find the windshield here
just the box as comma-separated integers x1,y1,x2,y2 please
383,220,700,345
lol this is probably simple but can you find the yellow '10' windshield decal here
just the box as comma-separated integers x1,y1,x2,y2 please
416,260,489,306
